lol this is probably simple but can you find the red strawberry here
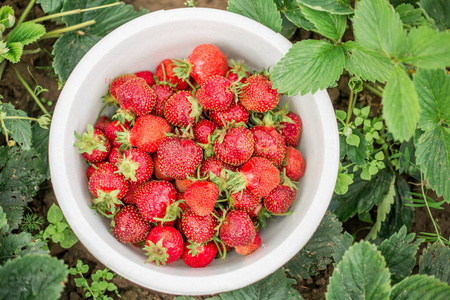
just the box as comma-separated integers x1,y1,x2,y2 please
175,178,195,193
240,74,279,112
152,153,174,181
74,124,111,163
228,157,280,198
195,75,234,111
230,189,261,214
213,126,254,166
209,102,249,128
94,116,112,132
157,137,203,180
188,44,228,86
109,73,137,101
219,210,256,247
164,91,202,128
226,59,250,84
104,120,131,148
250,125,286,167
112,205,151,244
193,119,217,144
263,173,297,214
181,210,218,244
86,161,107,179
184,181,219,216
280,111,302,147
88,163,129,215
134,180,177,222
143,225,183,265
150,84,174,117
122,181,145,206
235,232,261,256
199,155,235,178
282,146,306,182
135,70,156,86
182,240,218,268
115,77,157,116
116,148,154,183
156,58,189,90
107,146,126,164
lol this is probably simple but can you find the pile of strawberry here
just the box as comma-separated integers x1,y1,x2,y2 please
74,44,305,268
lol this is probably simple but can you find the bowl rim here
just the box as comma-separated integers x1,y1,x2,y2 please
49,7,339,295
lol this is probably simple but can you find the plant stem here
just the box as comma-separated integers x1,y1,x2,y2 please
31,2,123,23
0,60,7,81
23,48,41,55
11,65,50,115
41,20,96,39
364,83,383,97
17,0,36,26
0,119,10,144
420,172,444,246
5,116,39,122
345,91,356,125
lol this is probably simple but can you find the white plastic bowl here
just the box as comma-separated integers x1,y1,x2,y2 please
49,7,339,296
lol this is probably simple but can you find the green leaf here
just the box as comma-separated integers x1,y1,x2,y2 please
382,64,420,142
419,243,450,284
297,0,353,15
346,133,360,146
366,175,396,240
331,231,353,266
2,42,23,64
333,168,394,222
31,123,50,180
0,255,67,300
300,5,347,40
395,3,427,28
227,0,282,33
353,0,407,57
419,0,450,31
272,39,346,95
59,229,78,249
390,275,450,300
277,0,315,30
37,0,65,14
335,170,354,195
401,26,450,69
47,204,64,224
340,129,368,166
326,241,391,300
343,41,395,83
7,22,45,46
0,103,32,150
0,232,32,265
285,211,344,279
0,6,15,29
414,68,450,202
217,268,303,299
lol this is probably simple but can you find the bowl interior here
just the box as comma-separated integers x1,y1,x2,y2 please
49,7,339,295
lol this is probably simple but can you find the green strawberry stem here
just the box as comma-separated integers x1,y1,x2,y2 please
143,238,169,266
41,20,96,39
116,155,139,182
153,200,184,224
17,0,35,26
74,124,107,155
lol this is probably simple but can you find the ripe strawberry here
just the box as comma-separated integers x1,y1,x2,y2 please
235,232,261,256
157,137,203,180
109,73,137,101
143,225,183,265
182,240,218,268
86,161,107,179
134,180,177,222
150,84,174,117
209,102,249,128
104,120,131,148
181,210,218,244
199,155,235,178
213,126,254,166
230,189,261,214
282,146,306,182
94,116,112,132
112,205,151,244
187,44,228,86
195,75,234,111
219,210,256,247
152,153,174,181
184,181,219,216
164,91,202,128
115,77,157,116
135,70,156,86
175,178,195,193
193,119,217,144
122,181,145,206
263,173,297,214
88,163,129,215
226,59,250,84
250,125,286,167
240,74,279,112
74,124,111,163
156,58,189,90
228,157,280,198
279,111,302,147
116,148,154,183
107,146,126,164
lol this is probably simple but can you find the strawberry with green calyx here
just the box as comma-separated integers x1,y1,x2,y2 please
108,146,126,164
115,77,157,116
164,90,203,128
219,210,256,247
195,75,236,112
109,73,137,101
181,210,218,244
209,102,249,128
94,115,111,132
112,205,151,244
111,107,136,127
226,59,251,84
143,225,184,266
193,119,217,144
263,170,298,215
116,114,171,153
175,178,196,193
116,148,154,183
240,74,279,113
184,181,219,216
134,180,177,223
199,155,236,178
250,125,286,167
212,123,254,166
282,146,306,182
135,70,156,86
104,120,131,148
153,199,185,225
86,161,107,179
227,157,280,198
156,58,189,90
182,240,218,268
74,123,111,163
235,231,261,256
152,153,174,181
230,188,261,215
150,84,174,117
157,136,203,180
272,103,302,147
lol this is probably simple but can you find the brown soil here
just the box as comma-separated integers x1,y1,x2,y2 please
1,1,449,300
